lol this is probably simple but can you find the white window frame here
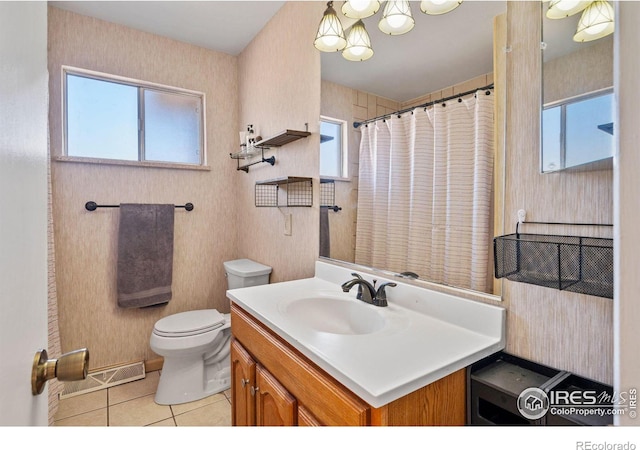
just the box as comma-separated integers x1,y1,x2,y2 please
319,115,349,181
61,66,207,168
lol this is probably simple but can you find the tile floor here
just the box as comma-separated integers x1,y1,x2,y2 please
53,370,231,426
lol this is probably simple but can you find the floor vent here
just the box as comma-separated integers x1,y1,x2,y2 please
59,361,146,400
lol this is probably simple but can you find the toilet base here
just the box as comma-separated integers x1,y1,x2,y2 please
154,355,231,405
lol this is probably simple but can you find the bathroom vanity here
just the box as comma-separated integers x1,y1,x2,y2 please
227,261,505,426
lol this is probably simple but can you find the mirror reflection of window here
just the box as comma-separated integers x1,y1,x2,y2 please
542,105,562,172
565,92,613,168
320,116,348,179
541,89,613,172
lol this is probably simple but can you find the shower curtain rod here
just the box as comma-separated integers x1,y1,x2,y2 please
353,83,494,129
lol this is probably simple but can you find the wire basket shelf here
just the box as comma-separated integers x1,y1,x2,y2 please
255,177,313,207
494,231,613,299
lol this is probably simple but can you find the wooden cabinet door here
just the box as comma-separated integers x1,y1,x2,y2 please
298,405,323,426
255,364,297,426
231,339,256,426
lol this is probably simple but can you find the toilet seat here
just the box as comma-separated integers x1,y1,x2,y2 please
153,309,225,338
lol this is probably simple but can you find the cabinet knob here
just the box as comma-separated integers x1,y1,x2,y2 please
250,386,259,396
241,378,250,388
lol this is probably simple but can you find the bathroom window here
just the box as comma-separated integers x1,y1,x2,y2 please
320,116,348,179
541,89,613,172
63,66,205,166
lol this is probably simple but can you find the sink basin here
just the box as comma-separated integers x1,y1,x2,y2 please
280,296,386,335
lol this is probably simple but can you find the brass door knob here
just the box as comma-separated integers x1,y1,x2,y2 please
31,348,89,395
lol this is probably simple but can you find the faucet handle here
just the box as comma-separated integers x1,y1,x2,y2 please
350,273,364,299
374,282,397,307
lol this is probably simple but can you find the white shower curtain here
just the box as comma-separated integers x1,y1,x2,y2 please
355,89,494,292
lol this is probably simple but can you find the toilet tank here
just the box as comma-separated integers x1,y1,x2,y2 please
224,259,272,290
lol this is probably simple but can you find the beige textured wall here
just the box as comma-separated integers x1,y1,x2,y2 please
614,0,640,425
503,2,613,384
236,2,322,283
543,36,613,105
48,7,240,370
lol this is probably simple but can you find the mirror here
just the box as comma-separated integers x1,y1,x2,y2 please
541,1,614,172
318,1,506,297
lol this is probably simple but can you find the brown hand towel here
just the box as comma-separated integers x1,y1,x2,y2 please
117,204,174,308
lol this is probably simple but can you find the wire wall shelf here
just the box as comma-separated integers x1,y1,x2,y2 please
320,179,342,212
255,177,313,207
494,221,613,299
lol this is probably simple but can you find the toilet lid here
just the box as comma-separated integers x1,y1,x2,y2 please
154,309,225,337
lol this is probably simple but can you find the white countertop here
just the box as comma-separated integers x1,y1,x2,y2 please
227,261,505,408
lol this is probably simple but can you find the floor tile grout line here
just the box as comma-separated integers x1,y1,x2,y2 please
55,373,232,426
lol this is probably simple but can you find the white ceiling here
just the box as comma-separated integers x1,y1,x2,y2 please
322,1,506,102
50,1,287,56
49,1,508,102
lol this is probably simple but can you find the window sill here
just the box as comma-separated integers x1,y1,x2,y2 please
53,155,211,171
319,175,351,183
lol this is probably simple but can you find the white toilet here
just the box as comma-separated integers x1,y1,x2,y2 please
150,258,272,405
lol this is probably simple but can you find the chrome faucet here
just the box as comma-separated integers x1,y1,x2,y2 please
341,274,397,307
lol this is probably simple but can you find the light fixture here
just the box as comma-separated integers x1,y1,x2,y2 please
314,1,347,52
342,0,380,19
342,20,374,61
420,0,463,16
573,0,614,42
546,0,591,19
378,0,415,35
313,0,463,61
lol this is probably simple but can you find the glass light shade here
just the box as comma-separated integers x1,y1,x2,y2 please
314,2,347,52
378,0,415,35
420,0,462,15
546,0,591,19
573,1,614,42
342,20,374,61
342,0,380,19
